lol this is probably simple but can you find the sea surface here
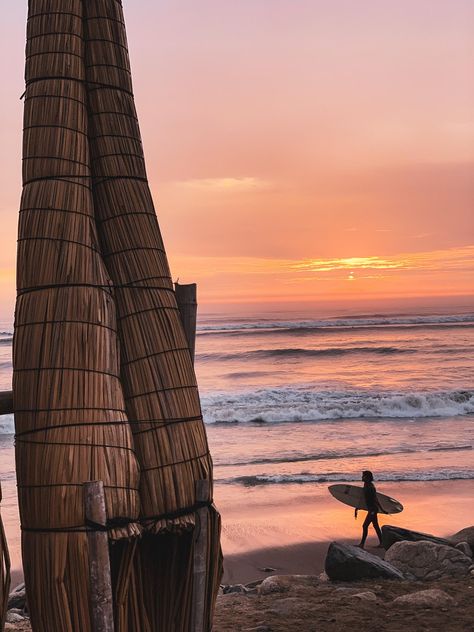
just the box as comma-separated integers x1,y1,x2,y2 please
0,307,473,564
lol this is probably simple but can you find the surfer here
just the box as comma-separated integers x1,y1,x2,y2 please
357,470,383,548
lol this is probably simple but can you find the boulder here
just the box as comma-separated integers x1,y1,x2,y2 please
450,526,474,555
385,540,472,580
6,612,25,624
382,525,453,551
7,583,26,611
257,574,319,595
392,589,453,608
325,542,404,581
454,541,472,557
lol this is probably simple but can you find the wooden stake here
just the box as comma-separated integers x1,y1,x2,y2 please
175,283,198,363
0,392,13,416
0,482,11,632
192,479,210,632
84,482,114,632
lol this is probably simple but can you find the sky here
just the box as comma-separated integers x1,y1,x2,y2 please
0,0,473,319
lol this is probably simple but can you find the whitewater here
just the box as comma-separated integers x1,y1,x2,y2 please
0,309,473,486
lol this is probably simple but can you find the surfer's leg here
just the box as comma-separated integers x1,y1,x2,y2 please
358,513,371,547
372,513,383,544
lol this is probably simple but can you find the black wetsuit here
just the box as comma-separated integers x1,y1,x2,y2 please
360,481,383,546
363,482,378,512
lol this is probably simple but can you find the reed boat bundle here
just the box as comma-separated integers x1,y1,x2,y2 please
83,1,222,628
14,0,221,630
14,2,140,630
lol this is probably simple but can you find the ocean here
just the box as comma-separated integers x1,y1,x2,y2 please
0,308,473,567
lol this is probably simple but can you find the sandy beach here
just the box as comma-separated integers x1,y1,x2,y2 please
2,479,472,588
218,480,474,583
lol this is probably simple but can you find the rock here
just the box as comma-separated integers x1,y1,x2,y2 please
258,576,291,595
318,571,330,582
6,611,25,623
223,583,247,594
8,583,26,611
246,579,263,589
259,567,276,573
382,525,453,551
451,526,474,555
350,591,377,601
325,542,405,581
257,574,318,595
455,541,472,557
385,540,472,580
392,589,453,608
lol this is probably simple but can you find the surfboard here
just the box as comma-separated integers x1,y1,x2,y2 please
328,484,403,514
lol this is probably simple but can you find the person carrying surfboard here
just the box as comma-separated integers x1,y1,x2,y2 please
357,470,383,548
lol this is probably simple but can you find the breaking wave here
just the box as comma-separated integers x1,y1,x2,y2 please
201,388,474,424
0,415,14,435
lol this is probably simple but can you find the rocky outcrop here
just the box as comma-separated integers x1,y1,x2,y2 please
392,589,453,608
325,542,404,581
385,540,472,580
382,525,453,550
450,526,474,555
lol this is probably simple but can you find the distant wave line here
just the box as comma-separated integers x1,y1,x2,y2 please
219,470,474,486
197,346,416,361
197,313,474,335
215,444,472,467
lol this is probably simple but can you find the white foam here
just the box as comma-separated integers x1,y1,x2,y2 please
0,414,14,435
201,387,474,424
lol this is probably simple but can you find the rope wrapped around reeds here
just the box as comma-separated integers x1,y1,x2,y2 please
14,2,140,630
84,0,222,628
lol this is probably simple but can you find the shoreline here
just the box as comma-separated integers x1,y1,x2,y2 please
4,479,473,588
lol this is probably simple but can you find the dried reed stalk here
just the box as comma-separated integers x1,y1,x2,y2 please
14,2,140,630
84,0,222,628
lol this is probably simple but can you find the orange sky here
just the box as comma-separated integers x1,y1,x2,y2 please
0,1,473,319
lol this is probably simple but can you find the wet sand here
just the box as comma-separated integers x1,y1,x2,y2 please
4,479,473,586
218,479,474,583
